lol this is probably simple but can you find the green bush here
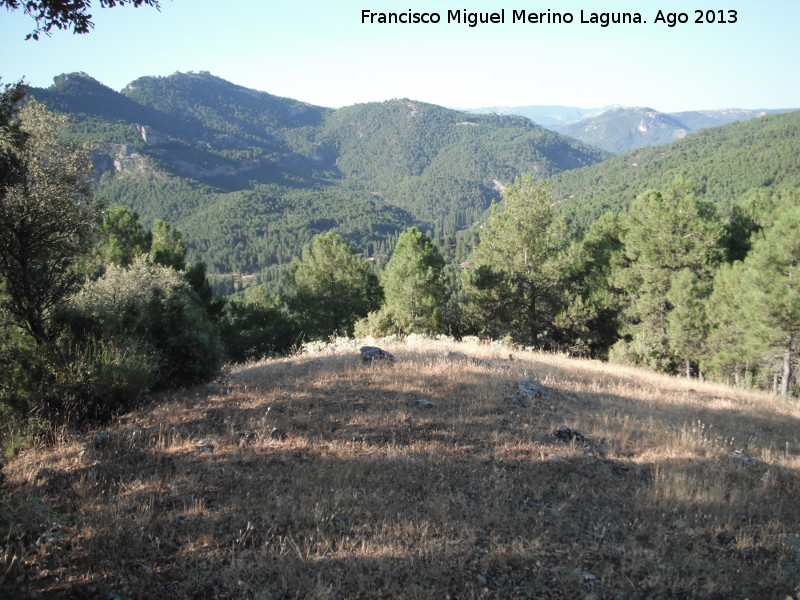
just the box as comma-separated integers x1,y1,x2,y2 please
66,255,224,387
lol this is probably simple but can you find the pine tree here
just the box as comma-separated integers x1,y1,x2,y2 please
557,212,625,357
94,205,150,268
286,232,382,340
150,219,187,271
611,181,724,372
466,176,567,346
739,207,800,396
706,261,761,386
374,227,446,335
666,269,710,377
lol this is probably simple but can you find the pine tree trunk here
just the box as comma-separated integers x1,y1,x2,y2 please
685,359,692,378
782,334,793,397
528,289,537,347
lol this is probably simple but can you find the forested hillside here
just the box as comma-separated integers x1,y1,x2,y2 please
319,99,609,225
550,109,800,230
4,75,800,448
29,71,609,274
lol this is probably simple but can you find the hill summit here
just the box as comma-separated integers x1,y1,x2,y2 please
3,336,800,598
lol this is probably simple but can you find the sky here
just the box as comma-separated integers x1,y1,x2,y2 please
1,1,799,112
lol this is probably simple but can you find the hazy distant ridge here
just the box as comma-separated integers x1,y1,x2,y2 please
469,103,796,153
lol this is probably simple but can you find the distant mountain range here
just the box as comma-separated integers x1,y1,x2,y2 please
469,104,796,154
26,72,800,276
29,72,609,273
467,104,620,128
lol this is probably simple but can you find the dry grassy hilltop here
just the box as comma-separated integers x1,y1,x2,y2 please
3,337,800,599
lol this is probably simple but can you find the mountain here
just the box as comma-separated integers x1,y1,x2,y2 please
553,106,795,154
469,102,796,154
556,107,691,154
549,109,800,229
670,108,794,131
319,99,610,224
29,72,610,273
467,104,619,128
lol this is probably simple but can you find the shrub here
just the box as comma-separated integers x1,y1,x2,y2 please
67,255,223,387
220,299,299,362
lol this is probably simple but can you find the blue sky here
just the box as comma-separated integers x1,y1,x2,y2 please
1,1,798,111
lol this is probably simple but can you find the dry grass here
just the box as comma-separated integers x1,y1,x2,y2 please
2,336,800,599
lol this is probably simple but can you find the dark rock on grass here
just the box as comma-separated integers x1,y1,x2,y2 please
93,430,110,449
415,399,437,408
554,425,587,443
359,346,395,363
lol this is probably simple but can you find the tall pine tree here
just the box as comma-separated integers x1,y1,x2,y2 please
466,176,567,346
611,181,723,373
738,207,800,396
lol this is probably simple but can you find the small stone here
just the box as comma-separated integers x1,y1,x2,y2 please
476,574,487,585
554,425,587,443
93,430,110,449
204,411,223,424
728,451,755,465
551,453,567,463
415,399,437,408
196,438,214,452
673,519,689,529
35,467,56,481
237,430,257,445
37,524,65,546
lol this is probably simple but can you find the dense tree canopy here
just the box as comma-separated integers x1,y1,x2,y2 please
358,227,446,336
737,208,800,396
94,204,150,268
